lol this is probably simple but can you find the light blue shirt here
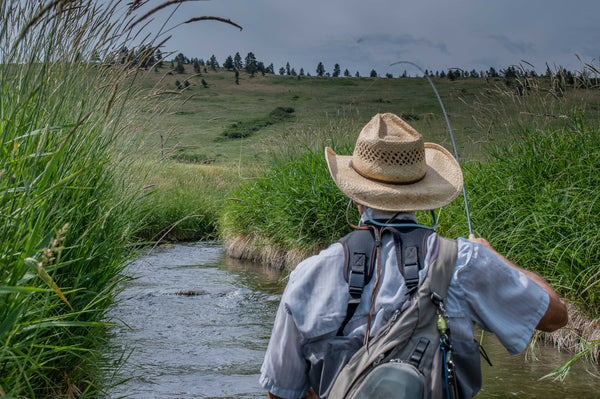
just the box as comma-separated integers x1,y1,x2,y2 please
260,210,549,399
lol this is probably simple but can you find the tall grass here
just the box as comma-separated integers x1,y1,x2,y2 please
222,145,357,257
0,1,202,396
222,76,600,314
134,160,247,242
442,110,600,312
220,116,364,268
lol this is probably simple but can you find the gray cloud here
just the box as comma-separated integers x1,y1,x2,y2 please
356,34,448,54
487,34,536,55
131,0,600,75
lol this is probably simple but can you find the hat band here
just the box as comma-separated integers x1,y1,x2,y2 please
349,160,426,186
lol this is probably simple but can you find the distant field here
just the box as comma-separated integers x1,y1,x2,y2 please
132,65,600,242
134,65,574,168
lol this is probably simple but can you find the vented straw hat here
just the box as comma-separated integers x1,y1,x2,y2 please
325,113,463,212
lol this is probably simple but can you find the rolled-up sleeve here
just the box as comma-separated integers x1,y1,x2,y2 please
453,238,549,354
259,286,310,398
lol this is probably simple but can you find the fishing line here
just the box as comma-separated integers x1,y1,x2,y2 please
389,61,473,236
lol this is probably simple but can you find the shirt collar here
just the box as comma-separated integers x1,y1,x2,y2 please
359,207,417,226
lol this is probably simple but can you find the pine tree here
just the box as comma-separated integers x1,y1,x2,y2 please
487,67,499,78
257,62,266,76
223,55,234,70
209,54,219,70
279,67,285,75
175,52,185,64
299,68,305,76
344,69,350,77
333,63,341,77
316,62,325,77
286,62,291,75
233,52,243,69
370,69,377,77
155,49,163,68
266,63,274,74
244,52,258,76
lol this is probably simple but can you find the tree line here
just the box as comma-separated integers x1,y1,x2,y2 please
109,46,598,87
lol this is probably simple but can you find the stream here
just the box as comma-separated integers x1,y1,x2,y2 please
105,242,600,398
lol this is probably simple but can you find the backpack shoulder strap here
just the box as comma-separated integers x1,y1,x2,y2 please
384,226,434,294
426,236,458,296
337,228,377,336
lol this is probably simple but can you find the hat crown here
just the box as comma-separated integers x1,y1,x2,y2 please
352,113,426,183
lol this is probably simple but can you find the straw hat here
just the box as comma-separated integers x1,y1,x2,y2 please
325,113,463,212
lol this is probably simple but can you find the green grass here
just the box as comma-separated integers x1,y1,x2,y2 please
221,106,295,139
132,68,504,168
0,1,188,397
441,110,600,313
133,160,251,242
219,77,600,316
222,144,359,256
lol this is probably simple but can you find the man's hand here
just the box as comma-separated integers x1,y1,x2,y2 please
468,234,568,332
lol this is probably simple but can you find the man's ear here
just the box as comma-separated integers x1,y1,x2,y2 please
354,201,364,215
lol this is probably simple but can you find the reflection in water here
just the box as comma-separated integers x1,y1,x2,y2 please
105,242,599,398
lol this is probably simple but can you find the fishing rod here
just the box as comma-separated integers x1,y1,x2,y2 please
389,61,473,236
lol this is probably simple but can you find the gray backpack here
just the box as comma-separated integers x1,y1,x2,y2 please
303,228,460,399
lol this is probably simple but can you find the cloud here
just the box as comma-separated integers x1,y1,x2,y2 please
487,34,536,55
356,33,448,54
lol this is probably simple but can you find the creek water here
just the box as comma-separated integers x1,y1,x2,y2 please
106,242,600,398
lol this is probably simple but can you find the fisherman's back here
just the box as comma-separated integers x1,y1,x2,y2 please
260,214,550,398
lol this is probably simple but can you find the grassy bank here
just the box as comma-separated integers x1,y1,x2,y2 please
217,77,600,367
134,160,251,242
0,1,193,397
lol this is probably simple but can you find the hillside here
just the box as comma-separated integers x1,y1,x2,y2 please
134,65,561,167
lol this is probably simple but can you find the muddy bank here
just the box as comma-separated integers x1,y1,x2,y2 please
540,302,600,363
223,234,318,271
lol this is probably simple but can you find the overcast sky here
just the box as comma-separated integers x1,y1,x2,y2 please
138,0,599,76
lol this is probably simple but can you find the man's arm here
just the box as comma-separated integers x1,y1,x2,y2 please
468,235,568,332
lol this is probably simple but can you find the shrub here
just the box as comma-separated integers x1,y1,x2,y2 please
221,107,295,139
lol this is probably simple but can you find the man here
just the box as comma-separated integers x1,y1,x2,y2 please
259,113,568,399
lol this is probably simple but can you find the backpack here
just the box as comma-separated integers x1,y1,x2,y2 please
302,226,460,399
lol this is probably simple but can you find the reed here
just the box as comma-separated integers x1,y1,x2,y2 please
0,1,205,396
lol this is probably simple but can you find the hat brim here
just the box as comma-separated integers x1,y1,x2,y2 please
325,143,464,212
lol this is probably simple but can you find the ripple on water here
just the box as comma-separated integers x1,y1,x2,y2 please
105,242,282,399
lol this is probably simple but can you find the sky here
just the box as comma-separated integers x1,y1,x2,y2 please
134,0,599,77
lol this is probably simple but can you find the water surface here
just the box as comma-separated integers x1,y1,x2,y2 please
106,242,599,398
